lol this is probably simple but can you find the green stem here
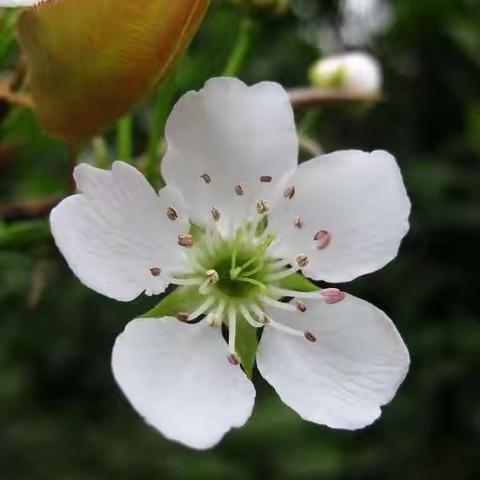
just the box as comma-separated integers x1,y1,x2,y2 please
145,79,178,185
223,17,254,77
116,115,133,163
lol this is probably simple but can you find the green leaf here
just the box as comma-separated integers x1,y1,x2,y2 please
277,272,319,293
235,316,258,379
140,286,203,319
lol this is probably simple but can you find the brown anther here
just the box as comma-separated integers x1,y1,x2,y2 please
283,186,295,200
211,207,221,222
178,234,193,248
256,199,269,215
260,175,273,183
293,216,304,229
304,331,317,343
314,230,331,250
296,254,309,268
206,269,219,285
262,315,270,325
227,353,240,366
176,312,190,323
149,267,161,277
166,207,178,221
206,313,222,327
295,301,307,313
200,173,212,184
235,184,244,196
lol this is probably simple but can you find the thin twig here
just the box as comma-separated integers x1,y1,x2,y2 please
289,88,381,109
0,198,61,222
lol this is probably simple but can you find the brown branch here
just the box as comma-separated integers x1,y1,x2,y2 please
0,198,61,222
289,88,381,109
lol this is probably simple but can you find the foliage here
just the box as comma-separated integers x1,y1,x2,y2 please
0,0,480,478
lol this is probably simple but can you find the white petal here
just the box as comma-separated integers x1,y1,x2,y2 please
257,295,409,430
268,150,410,282
112,318,255,449
162,77,298,236
50,161,189,302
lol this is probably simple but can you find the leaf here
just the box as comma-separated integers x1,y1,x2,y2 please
17,0,210,140
277,272,320,293
235,316,258,379
140,286,203,319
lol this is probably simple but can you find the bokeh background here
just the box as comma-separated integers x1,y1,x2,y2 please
1,0,480,478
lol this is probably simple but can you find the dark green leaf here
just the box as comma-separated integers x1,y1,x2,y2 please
235,316,258,379
277,272,319,293
140,286,203,319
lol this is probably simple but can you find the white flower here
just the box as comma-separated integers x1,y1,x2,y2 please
50,78,411,450
0,0,37,5
310,52,382,96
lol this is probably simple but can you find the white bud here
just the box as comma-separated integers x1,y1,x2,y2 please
309,52,382,96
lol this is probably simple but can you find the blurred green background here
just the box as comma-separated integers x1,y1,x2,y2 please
1,0,480,478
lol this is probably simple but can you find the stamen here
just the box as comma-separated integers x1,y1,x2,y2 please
258,295,297,312
149,267,161,277
283,186,295,200
188,296,216,320
200,173,212,184
166,207,178,221
256,200,269,215
178,234,193,248
295,300,307,312
314,230,331,249
228,353,240,365
211,207,221,222
227,307,238,361
250,306,305,338
320,288,346,304
293,216,304,229
268,286,322,299
235,184,244,196
170,277,203,286
296,254,309,268
239,305,264,328
265,265,299,281
260,175,272,183
206,312,222,327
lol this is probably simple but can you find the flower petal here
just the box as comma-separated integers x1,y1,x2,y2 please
50,161,189,302
162,77,298,235
0,0,36,5
268,150,410,282
112,318,256,449
257,295,409,429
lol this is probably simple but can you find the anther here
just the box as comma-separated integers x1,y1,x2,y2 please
314,230,331,249
294,216,304,229
283,186,295,200
235,184,244,196
296,254,309,268
200,173,212,184
211,207,221,222
206,269,219,285
304,331,317,343
227,353,240,366
295,300,307,313
166,207,178,221
149,267,161,277
178,234,193,248
206,313,222,327
260,175,272,183
256,199,269,215
176,312,190,322
320,288,346,304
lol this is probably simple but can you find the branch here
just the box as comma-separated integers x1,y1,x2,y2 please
289,88,381,109
0,198,61,222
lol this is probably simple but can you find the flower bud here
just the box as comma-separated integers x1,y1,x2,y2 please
16,0,210,140
309,52,382,96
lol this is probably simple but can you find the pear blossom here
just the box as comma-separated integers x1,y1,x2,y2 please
0,0,36,5
50,77,410,450
310,51,382,96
